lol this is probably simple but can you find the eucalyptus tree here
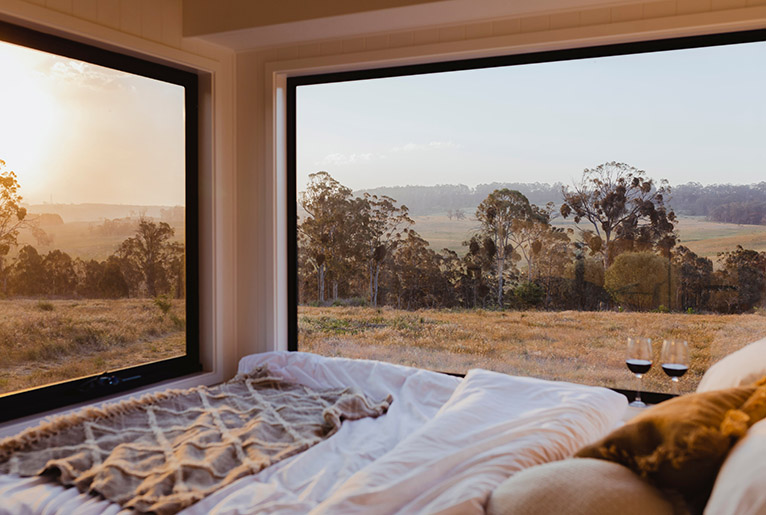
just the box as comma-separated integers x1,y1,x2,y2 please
717,245,766,313
8,245,45,296
560,162,676,269
299,172,360,303
0,160,47,293
389,231,445,309
475,189,544,307
0,161,28,257
460,235,496,308
117,218,179,297
673,246,713,312
42,249,77,296
361,193,413,307
506,202,561,282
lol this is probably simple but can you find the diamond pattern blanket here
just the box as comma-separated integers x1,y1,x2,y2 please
0,367,392,514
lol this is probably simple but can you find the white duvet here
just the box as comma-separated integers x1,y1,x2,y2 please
0,352,626,514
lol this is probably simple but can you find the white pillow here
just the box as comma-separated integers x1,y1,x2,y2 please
697,337,766,392
704,418,766,515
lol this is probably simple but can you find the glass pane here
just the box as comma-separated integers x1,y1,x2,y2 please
296,40,766,395
0,40,186,395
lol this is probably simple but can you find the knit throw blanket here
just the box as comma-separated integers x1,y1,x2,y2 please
0,368,392,514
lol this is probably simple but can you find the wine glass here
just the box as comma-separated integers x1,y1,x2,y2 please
661,340,689,395
626,337,653,407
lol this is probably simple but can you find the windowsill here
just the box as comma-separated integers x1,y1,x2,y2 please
0,370,221,439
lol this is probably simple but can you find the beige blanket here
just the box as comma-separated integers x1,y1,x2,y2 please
0,368,391,514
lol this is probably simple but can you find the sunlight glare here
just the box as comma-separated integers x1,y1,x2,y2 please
0,42,60,201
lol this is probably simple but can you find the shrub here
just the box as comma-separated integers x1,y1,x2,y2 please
36,301,55,312
153,295,173,319
512,282,544,309
605,252,673,311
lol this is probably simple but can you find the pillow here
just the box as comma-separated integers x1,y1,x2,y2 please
486,458,676,515
697,337,766,392
575,379,766,513
704,417,766,515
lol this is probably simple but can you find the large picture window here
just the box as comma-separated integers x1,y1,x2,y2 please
0,21,199,422
289,30,766,398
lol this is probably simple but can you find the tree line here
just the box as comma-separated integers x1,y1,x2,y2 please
359,180,766,226
358,182,565,217
299,163,766,314
0,160,184,300
672,182,766,223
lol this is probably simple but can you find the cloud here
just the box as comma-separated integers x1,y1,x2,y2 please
316,152,382,166
48,60,130,91
391,141,460,153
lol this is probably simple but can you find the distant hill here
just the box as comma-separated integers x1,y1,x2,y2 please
671,182,766,224
355,182,565,216
354,182,766,224
26,203,184,223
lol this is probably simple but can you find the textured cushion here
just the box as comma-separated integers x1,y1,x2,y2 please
705,418,766,515
575,379,766,512
486,458,675,515
697,337,766,392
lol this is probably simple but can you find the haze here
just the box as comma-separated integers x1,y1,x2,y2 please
0,40,184,206
297,41,766,193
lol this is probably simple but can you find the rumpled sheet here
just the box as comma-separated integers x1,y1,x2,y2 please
314,369,627,514
0,352,626,514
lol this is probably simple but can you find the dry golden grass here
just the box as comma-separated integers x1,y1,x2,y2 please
0,299,185,394
299,306,766,395
673,216,766,260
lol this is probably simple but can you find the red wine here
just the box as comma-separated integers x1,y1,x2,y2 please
662,363,688,378
626,359,652,374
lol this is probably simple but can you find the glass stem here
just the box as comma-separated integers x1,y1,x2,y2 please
635,374,643,404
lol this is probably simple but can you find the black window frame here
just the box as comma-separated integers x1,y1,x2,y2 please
0,20,200,423
287,28,766,405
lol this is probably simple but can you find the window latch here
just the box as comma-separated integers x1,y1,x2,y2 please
78,372,141,393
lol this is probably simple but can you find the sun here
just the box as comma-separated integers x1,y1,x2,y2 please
0,41,60,203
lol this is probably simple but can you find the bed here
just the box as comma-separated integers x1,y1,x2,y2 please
3,346,766,515
0,351,627,514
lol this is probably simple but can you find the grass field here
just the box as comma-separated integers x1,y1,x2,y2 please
411,213,766,260
409,214,479,254
0,298,185,395
299,305,766,395
673,216,766,259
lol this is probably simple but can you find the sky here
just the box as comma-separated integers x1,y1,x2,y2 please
296,41,766,194
0,40,185,206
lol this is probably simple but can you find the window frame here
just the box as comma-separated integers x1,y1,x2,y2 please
0,20,200,423
287,28,766,403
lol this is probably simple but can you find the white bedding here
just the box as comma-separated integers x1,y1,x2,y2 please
0,352,626,514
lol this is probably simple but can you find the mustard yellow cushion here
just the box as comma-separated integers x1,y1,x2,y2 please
575,379,766,512
486,458,676,515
